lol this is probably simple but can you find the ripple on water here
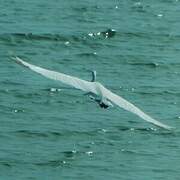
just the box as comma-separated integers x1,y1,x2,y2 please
0,0,179,179
14,130,63,139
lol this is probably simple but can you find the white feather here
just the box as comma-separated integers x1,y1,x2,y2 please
14,57,173,130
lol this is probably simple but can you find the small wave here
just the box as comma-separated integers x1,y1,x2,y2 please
0,104,24,114
0,33,68,42
0,29,116,45
1,30,180,47
117,125,178,136
88,28,116,39
116,125,157,132
62,150,78,158
34,150,93,167
75,52,97,57
35,159,65,167
14,130,62,138
0,161,12,168
119,31,180,43
128,62,159,68
1,80,25,86
131,2,147,13
62,150,94,158
136,89,180,96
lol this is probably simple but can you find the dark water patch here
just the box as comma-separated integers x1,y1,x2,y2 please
1,79,25,86
34,150,93,168
119,31,180,42
18,128,107,140
0,89,10,95
129,62,159,68
61,129,103,137
49,131,63,137
0,28,117,47
114,125,133,131
35,159,66,167
116,125,178,138
152,130,179,137
13,125,108,141
72,6,89,13
62,150,79,158
75,52,97,58
136,89,180,97
115,54,177,67
114,124,178,136
161,90,180,96
0,33,69,42
14,130,63,139
0,31,179,52
62,150,93,158
72,5,100,13
115,125,158,133
0,161,14,169
152,168,178,174
14,91,42,99
0,157,28,168
1,162,12,168
127,62,180,73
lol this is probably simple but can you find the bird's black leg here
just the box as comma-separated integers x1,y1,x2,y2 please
99,102,109,109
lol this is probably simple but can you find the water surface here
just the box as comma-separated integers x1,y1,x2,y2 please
0,0,180,179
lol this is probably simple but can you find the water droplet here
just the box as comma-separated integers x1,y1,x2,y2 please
88,33,93,37
72,150,77,154
101,129,107,133
157,14,163,17
65,41,70,45
149,127,157,131
50,88,56,92
134,2,141,6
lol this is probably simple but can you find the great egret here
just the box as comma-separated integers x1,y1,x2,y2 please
13,57,173,130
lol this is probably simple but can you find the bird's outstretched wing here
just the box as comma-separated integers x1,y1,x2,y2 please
14,57,173,130
100,85,173,130
13,57,97,94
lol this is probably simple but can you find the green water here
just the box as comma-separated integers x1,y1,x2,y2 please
0,0,180,179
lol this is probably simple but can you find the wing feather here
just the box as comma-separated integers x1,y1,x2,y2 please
14,57,97,94
14,57,173,130
100,85,172,130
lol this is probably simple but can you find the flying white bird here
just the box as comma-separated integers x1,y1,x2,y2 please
13,57,173,130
